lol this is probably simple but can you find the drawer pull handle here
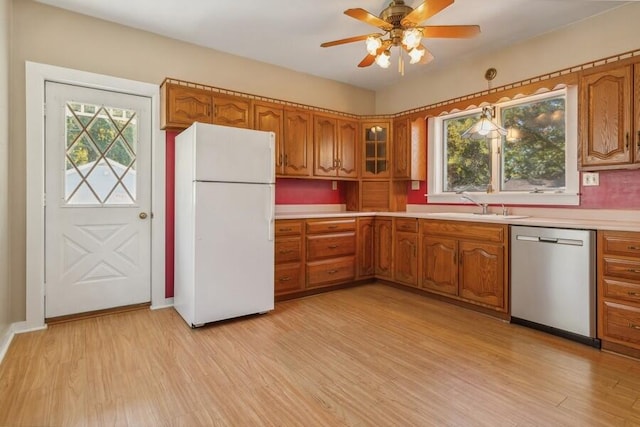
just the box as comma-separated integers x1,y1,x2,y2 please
279,276,291,282
279,249,294,254
327,269,338,274
328,245,339,249
328,225,338,229
628,246,640,250
630,324,640,330
627,269,640,274
279,227,292,232
628,291,640,297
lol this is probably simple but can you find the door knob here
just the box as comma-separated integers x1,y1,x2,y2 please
139,212,148,219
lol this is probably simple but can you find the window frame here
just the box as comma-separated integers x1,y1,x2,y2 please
427,86,579,206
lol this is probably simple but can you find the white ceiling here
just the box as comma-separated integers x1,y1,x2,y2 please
35,0,631,91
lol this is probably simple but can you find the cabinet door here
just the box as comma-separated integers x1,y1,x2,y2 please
393,118,410,179
394,232,418,287
283,109,312,177
458,241,504,310
580,66,633,168
213,95,251,128
254,103,284,174
162,84,213,129
337,119,358,178
421,236,458,296
314,115,337,177
362,122,390,178
375,219,393,278
357,218,375,279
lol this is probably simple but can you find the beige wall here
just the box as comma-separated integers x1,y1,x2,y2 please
0,0,11,336
376,2,640,114
7,0,375,322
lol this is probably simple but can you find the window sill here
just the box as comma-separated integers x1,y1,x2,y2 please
426,192,580,206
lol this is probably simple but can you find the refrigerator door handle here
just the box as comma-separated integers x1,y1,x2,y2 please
267,184,275,242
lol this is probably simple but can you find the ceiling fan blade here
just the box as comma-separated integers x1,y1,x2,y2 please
401,0,454,27
321,34,377,48
420,25,481,38
345,8,393,31
358,54,376,68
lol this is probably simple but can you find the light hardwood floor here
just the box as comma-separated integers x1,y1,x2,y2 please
2,284,640,426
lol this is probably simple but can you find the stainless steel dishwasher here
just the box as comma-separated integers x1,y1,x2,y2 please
510,225,599,347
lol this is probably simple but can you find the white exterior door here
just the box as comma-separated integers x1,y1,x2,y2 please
44,82,152,318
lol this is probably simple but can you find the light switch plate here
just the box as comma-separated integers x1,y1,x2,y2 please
582,172,600,186
411,180,421,190
331,180,337,190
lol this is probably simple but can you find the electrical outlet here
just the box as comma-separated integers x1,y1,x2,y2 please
331,180,337,190
411,180,420,190
582,172,600,186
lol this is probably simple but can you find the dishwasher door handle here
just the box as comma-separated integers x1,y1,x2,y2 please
516,234,584,246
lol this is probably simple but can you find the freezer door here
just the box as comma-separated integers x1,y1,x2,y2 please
192,123,275,184
192,182,274,324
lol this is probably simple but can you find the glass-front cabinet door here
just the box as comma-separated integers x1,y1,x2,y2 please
362,121,390,178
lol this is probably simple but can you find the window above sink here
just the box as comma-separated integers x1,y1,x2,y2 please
427,87,579,206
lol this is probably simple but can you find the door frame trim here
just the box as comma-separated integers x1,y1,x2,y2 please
23,61,168,331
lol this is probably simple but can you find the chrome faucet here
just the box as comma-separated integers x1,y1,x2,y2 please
460,193,489,214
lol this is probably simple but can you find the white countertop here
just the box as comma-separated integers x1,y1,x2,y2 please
275,209,640,232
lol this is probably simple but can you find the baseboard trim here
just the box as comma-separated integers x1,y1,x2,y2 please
0,326,14,365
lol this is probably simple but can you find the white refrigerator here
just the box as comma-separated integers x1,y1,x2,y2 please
174,122,275,327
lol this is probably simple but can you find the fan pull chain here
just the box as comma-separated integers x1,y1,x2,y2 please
399,54,405,76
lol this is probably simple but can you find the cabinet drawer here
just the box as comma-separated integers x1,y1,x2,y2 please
307,233,355,260
275,220,303,236
602,257,640,281
306,218,356,234
421,220,505,243
601,301,640,346
395,218,418,233
603,278,640,303
307,257,355,288
601,232,640,258
275,237,302,264
275,263,304,294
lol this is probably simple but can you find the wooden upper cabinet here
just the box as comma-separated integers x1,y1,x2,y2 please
393,118,410,179
580,65,633,169
160,83,213,129
283,109,312,177
314,115,337,177
313,114,358,178
337,119,358,178
212,94,251,128
393,116,426,180
362,121,390,179
254,102,284,171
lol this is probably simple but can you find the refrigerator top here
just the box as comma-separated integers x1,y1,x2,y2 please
178,122,275,184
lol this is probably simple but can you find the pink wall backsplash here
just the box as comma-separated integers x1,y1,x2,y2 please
275,178,345,204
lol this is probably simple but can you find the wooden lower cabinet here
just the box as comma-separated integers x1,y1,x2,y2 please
598,230,640,356
419,220,508,313
393,219,419,287
305,218,356,289
374,218,393,279
274,220,305,296
357,217,375,279
421,236,457,296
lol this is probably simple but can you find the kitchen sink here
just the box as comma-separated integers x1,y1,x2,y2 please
424,212,530,220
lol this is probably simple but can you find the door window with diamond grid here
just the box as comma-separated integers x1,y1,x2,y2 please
65,102,138,205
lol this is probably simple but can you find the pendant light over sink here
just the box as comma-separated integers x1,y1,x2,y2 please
462,68,507,139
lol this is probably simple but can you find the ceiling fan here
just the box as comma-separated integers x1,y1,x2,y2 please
320,0,480,72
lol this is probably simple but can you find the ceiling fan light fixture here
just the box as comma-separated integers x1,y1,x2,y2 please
408,45,425,64
402,28,422,50
365,35,382,55
375,50,391,68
